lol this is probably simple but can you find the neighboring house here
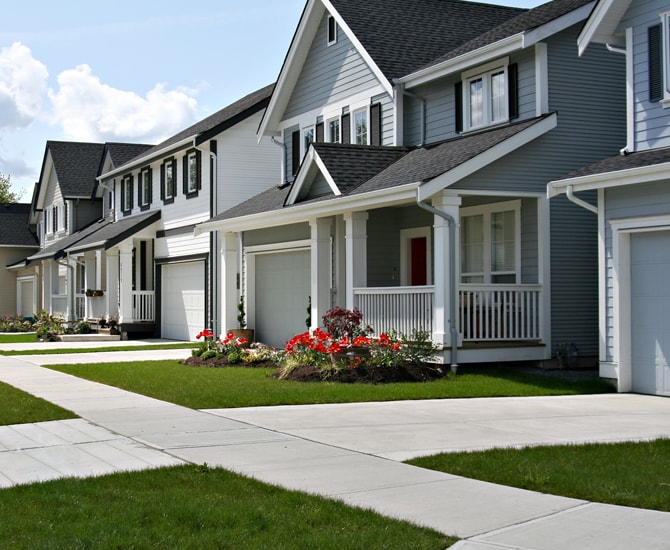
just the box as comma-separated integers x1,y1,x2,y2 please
65,84,279,340
548,0,670,395
196,0,627,366
0,203,39,317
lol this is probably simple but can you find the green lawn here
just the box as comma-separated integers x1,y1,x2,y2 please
0,464,453,549
0,343,197,355
45,360,614,409
407,439,670,512
0,333,37,344
0,381,77,425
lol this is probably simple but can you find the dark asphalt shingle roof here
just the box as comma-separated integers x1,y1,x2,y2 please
45,141,106,198
555,147,670,181
0,203,38,247
420,0,595,72
330,0,526,80
104,143,155,169
117,84,275,170
28,217,113,261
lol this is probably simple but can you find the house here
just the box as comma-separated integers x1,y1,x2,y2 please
26,141,153,321
195,0,627,366
0,203,39,317
548,0,670,395
66,84,279,340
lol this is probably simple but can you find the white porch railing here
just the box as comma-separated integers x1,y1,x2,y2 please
354,286,434,336
132,291,155,322
353,284,542,342
74,294,85,320
51,295,67,318
459,284,542,341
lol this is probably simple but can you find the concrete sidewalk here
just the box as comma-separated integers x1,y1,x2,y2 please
1,351,669,548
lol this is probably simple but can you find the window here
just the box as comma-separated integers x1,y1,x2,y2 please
327,15,337,45
139,168,151,208
353,108,368,144
462,59,509,130
121,175,133,213
183,150,200,197
161,158,176,203
52,206,58,233
303,126,314,156
44,208,50,234
327,117,341,143
460,200,520,284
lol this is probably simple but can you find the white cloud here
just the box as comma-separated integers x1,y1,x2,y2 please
0,42,48,130
48,64,199,143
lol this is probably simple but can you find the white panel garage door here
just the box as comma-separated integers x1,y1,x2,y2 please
254,250,310,348
631,230,670,396
162,262,205,341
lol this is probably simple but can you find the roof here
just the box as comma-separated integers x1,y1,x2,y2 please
110,84,275,175
104,143,155,169
45,141,106,198
28,217,113,261
329,0,526,81
214,114,554,222
65,210,161,254
0,203,38,247
417,0,594,72
556,147,670,181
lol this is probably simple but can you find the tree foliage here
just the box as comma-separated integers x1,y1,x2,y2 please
0,173,24,203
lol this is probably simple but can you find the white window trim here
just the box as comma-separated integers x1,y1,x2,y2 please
302,125,315,157
140,169,151,206
187,152,198,194
164,162,175,200
352,106,369,145
661,12,670,106
400,227,432,286
123,176,133,211
460,199,521,284
326,116,341,143
462,57,510,131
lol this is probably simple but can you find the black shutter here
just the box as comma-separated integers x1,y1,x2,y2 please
454,81,463,133
120,180,125,212
196,150,202,190
129,175,134,210
291,130,301,176
649,24,663,102
64,202,68,230
341,113,351,144
160,165,165,200
370,103,381,146
182,156,188,195
316,122,324,142
508,63,519,119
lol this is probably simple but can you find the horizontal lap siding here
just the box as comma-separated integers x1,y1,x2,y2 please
284,14,379,120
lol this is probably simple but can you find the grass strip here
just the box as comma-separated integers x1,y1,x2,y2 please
0,464,454,549
407,439,670,512
0,334,38,344
46,361,614,409
0,343,196,355
0,381,77,425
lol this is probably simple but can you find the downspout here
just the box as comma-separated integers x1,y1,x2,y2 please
271,137,288,186
605,43,630,155
416,192,459,373
195,141,219,337
566,185,597,214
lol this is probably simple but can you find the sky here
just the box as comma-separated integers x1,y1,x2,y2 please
1,0,542,200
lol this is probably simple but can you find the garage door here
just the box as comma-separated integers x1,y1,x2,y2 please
254,250,310,348
631,230,670,396
162,262,205,341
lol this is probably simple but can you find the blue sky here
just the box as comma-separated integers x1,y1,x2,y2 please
0,0,542,199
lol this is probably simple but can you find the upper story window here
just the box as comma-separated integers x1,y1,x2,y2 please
327,15,337,46
121,175,134,214
161,158,176,204
139,167,152,209
462,58,510,131
52,205,58,233
650,14,670,106
353,108,368,145
303,126,314,156
327,117,341,143
183,150,201,198
461,200,520,284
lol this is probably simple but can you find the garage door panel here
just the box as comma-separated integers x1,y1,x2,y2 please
162,262,205,341
631,231,670,396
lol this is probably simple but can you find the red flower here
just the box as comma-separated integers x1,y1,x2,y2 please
196,329,214,340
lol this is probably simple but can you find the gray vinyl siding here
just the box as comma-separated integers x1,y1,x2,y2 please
303,172,332,199
372,92,395,145
73,200,102,232
520,198,538,284
621,0,670,151
284,14,381,120
603,180,670,362
243,223,311,247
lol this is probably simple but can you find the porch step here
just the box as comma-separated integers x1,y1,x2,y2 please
57,334,121,342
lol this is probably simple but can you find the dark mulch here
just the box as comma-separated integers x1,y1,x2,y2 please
273,363,446,384
182,356,276,369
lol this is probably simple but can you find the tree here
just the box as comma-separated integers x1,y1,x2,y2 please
0,173,24,203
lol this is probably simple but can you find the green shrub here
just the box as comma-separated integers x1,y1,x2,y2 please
33,310,64,342
200,349,218,361
73,321,93,334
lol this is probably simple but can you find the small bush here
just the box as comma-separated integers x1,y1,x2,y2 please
33,310,64,342
73,321,93,334
0,314,33,333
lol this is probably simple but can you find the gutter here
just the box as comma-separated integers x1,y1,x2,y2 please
416,191,459,373
566,185,597,214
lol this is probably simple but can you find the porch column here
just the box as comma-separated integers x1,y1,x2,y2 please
85,253,96,319
220,232,239,337
106,249,120,320
310,217,332,331
432,193,461,347
42,261,53,314
344,211,368,310
118,242,133,323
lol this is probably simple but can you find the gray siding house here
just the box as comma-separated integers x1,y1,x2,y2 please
197,0,626,365
549,0,670,395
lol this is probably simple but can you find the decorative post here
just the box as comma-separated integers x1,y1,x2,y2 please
220,232,239,336
344,211,368,310
118,242,133,324
310,217,332,331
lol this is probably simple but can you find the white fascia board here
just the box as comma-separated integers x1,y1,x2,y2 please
285,148,341,205
195,183,419,235
523,2,596,48
548,161,670,197
577,0,630,56
99,136,195,181
398,35,523,89
418,113,558,202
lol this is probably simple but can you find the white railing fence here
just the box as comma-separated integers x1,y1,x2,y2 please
354,286,434,336
132,291,155,322
353,284,542,342
74,294,85,320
